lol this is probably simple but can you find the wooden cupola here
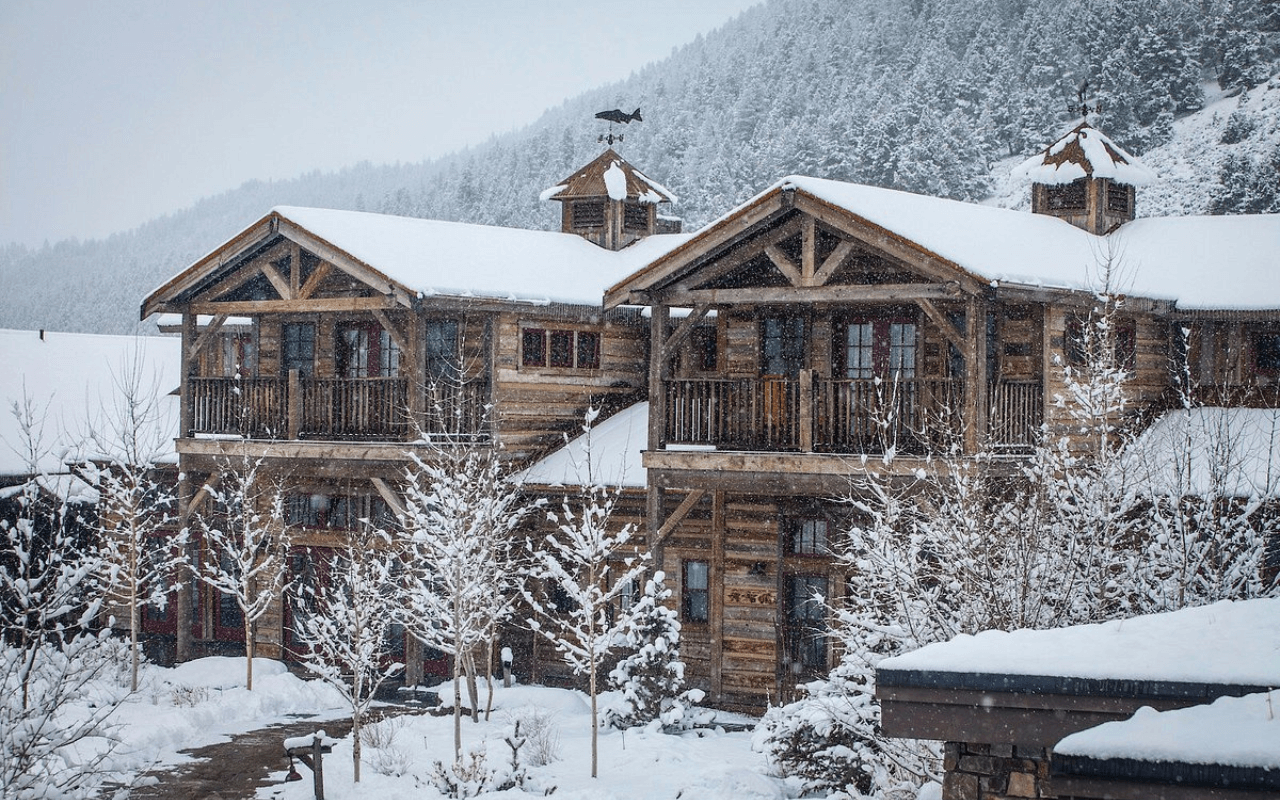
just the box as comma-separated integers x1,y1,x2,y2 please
541,148,679,251
1014,122,1156,235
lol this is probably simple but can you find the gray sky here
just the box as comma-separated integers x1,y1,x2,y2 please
0,0,760,248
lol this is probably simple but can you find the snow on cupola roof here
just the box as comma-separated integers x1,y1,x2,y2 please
1013,122,1157,186
540,148,677,205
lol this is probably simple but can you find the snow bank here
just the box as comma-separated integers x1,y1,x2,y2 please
880,598,1280,687
1054,691,1280,770
1121,407,1280,497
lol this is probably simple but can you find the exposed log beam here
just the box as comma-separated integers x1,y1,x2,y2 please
296,261,332,300
916,299,967,352
190,239,292,304
370,477,408,521
186,314,229,368
660,304,711,368
370,308,410,353
653,488,706,548
181,472,223,523
259,261,293,301
801,216,816,284
670,282,963,306
811,239,855,287
664,214,806,296
191,296,402,315
764,244,804,287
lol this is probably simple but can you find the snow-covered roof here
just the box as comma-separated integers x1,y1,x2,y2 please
716,177,1279,311
266,207,691,307
879,598,1280,689
1054,691,1280,772
1012,122,1157,186
0,329,181,477
542,149,677,205
518,402,648,489
1121,407,1280,497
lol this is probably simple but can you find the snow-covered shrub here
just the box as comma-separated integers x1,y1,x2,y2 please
603,570,704,731
426,734,535,799
505,707,560,766
169,685,211,707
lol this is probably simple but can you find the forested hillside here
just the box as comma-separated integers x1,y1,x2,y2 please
3,0,1276,335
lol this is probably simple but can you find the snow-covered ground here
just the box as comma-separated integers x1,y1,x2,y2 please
84,656,782,799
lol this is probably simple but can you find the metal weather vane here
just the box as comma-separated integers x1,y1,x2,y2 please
595,107,642,145
1070,82,1103,120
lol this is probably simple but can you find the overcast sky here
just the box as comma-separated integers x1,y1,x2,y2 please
0,0,760,248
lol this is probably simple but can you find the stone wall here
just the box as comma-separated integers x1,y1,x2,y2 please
943,742,1052,800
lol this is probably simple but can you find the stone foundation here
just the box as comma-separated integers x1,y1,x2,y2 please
943,742,1053,800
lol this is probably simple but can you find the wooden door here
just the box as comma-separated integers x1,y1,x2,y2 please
760,315,805,446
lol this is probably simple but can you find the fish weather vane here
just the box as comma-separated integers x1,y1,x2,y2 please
595,107,642,145
1070,82,1103,120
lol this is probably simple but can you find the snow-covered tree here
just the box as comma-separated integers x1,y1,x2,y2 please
525,407,649,778
604,570,701,731
192,454,292,690
400,414,536,761
84,350,183,691
1,394,126,800
289,523,405,783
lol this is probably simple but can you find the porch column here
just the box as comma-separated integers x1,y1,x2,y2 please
175,471,194,662
799,369,814,452
964,297,989,452
287,368,301,440
647,304,669,452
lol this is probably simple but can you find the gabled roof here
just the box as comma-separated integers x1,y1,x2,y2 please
606,175,1280,311
0,329,181,477
540,148,677,205
143,206,694,317
1012,121,1157,186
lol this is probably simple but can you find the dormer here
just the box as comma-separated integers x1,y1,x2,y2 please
1014,122,1156,235
541,149,678,251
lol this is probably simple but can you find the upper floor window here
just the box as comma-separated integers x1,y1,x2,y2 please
284,492,394,530
222,332,257,378
521,327,600,370
1066,316,1136,371
762,315,806,378
425,320,461,382
336,322,400,379
1255,332,1280,374
842,319,916,379
691,325,719,372
282,322,315,377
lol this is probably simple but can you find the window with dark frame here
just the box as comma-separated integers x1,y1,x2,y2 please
789,517,829,555
521,327,601,370
786,574,828,670
281,322,315,376
1066,316,1136,370
222,332,257,378
425,320,460,381
841,319,917,379
691,325,718,372
1256,332,1280,373
283,493,392,530
682,560,709,624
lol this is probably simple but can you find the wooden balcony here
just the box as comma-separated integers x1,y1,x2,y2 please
188,376,491,441
664,376,1042,455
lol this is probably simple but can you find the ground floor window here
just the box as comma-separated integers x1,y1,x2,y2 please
785,574,828,672
682,560,709,624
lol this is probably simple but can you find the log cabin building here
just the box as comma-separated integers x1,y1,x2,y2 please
137,125,1279,707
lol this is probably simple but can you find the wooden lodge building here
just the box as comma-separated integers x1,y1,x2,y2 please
138,125,1280,706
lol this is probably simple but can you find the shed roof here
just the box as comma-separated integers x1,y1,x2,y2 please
518,402,648,489
1012,121,1157,186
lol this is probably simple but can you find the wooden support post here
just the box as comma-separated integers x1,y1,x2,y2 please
175,472,194,663
287,368,301,440
710,490,725,704
648,305,669,452
181,312,196,437
799,369,813,452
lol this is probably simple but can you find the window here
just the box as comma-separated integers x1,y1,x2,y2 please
284,493,393,530
425,320,460,381
1047,180,1087,211
785,575,828,670
521,328,600,370
841,319,916,379
572,200,605,228
222,332,257,378
682,560,709,623
623,202,649,232
1255,332,1280,374
691,325,718,372
762,315,806,377
1066,316,1135,370
282,322,315,376
788,517,829,556
337,323,400,378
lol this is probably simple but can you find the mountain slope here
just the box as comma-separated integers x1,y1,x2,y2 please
2,0,1276,334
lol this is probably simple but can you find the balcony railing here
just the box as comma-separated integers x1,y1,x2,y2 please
188,376,491,441
664,376,1043,455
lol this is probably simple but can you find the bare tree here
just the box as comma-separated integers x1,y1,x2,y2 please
525,407,648,779
192,454,292,690
289,523,405,783
1,393,126,799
